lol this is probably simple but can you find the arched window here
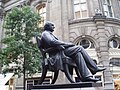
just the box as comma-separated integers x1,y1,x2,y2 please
75,38,95,49
108,38,120,49
36,3,46,27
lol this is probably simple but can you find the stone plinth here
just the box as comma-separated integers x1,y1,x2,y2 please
30,82,103,90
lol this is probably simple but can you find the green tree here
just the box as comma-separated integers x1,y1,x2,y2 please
0,6,42,76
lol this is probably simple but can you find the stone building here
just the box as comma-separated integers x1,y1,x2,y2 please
1,0,120,90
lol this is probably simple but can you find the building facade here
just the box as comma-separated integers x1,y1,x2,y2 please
1,0,120,90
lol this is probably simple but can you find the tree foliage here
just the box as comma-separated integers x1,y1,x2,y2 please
0,6,42,76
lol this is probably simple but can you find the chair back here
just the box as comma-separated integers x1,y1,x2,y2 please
36,36,46,57
36,36,42,49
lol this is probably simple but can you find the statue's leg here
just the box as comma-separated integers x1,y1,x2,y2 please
39,65,48,84
68,65,73,75
51,70,59,84
74,53,100,82
79,46,98,73
75,67,82,82
74,52,91,79
63,62,75,83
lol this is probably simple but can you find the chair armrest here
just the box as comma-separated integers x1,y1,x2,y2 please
44,46,65,53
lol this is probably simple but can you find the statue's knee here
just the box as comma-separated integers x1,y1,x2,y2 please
77,46,84,51
75,45,84,51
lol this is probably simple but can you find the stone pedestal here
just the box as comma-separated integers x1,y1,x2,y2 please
30,82,103,90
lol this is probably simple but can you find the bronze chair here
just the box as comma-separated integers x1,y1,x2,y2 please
36,36,81,84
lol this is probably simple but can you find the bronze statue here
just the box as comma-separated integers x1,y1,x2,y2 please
39,21,106,83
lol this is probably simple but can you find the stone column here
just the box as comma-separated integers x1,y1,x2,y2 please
93,13,114,90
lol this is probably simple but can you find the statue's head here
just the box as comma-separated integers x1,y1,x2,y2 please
44,21,55,32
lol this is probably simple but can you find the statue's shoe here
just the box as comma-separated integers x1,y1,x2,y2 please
82,77,99,82
92,67,106,75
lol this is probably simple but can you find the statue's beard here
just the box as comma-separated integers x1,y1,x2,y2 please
49,29,54,32
51,29,54,32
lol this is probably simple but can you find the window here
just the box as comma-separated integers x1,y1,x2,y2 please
103,0,113,17
80,39,90,49
37,4,46,27
75,38,95,49
108,38,120,49
119,0,120,8
110,58,120,66
73,0,88,19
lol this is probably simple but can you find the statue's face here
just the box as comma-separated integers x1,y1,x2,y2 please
49,23,55,32
44,22,55,32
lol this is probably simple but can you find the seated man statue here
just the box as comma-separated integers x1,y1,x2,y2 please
40,21,106,82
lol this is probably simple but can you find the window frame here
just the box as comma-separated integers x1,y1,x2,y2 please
103,0,114,17
36,3,46,27
73,0,88,19
75,38,95,49
108,38,120,49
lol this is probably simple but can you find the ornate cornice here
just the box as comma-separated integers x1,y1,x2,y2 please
69,16,120,26
105,18,120,26
68,18,93,25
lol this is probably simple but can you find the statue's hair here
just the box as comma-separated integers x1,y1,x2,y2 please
44,21,54,30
